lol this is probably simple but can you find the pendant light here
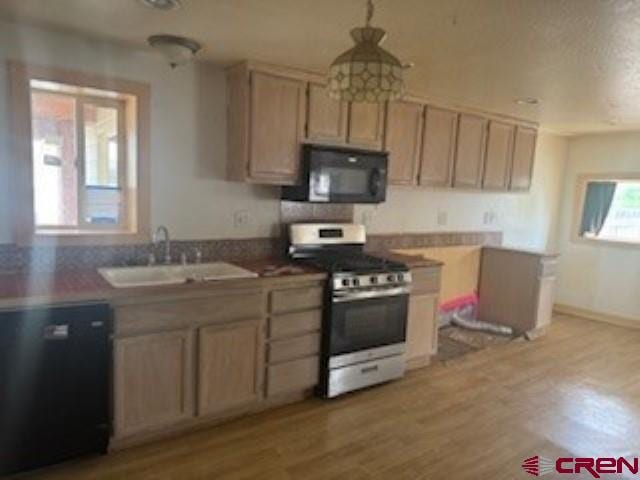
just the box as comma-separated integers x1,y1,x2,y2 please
328,0,409,103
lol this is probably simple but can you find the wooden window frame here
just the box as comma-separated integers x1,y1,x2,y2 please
8,61,150,246
572,172,640,249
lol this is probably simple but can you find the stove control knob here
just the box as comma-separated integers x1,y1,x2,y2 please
397,273,404,282
370,276,378,284
353,278,360,287
342,278,350,287
387,274,395,283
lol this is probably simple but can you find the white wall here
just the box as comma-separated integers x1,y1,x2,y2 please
0,20,281,244
556,132,640,321
357,132,568,251
0,20,568,252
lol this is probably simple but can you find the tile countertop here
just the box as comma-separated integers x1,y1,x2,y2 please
0,259,326,310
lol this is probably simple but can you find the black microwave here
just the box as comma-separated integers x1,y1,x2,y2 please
281,144,388,204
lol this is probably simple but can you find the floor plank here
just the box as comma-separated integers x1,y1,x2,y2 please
27,314,640,479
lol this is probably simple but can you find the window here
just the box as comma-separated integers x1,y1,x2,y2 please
8,63,150,244
576,175,640,246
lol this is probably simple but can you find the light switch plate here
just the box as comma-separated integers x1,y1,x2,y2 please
437,210,448,226
233,210,249,228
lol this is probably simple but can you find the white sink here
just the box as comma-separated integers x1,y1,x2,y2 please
99,262,258,289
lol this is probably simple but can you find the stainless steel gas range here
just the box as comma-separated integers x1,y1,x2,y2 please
288,223,411,398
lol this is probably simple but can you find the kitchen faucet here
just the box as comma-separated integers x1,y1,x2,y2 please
153,226,172,265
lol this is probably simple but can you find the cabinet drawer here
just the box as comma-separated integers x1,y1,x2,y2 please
270,287,323,314
268,332,320,363
266,356,319,396
269,309,322,339
411,268,441,296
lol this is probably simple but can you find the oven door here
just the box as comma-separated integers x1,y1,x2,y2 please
328,290,408,358
308,148,387,203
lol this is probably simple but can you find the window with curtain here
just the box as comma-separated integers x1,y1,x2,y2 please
578,178,640,244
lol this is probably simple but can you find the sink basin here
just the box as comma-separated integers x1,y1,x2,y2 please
99,262,258,289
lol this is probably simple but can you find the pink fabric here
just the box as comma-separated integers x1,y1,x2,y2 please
439,293,478,313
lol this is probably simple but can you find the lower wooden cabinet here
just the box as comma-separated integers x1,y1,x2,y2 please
406,266,442,369
198,319,264,417
113,329,194,438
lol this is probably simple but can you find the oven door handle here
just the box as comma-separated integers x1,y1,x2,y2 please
332,286,411,303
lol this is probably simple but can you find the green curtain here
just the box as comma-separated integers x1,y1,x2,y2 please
580,181,617,236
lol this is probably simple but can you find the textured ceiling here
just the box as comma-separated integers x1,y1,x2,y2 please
2,0,640,135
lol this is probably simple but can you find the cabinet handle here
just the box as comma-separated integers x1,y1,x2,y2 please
361,365,379,374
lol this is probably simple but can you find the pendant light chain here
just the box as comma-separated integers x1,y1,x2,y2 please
366,0,374,26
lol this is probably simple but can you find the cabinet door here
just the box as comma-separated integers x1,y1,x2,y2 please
483,121,515,190
114,329,194,438
419,107,458,187
249,71,306,184
307,83,347,144
347,102,385,149
510,126,537,191
198,319,263,417
406,294,438,368
453,114,488,188
384,100,424,185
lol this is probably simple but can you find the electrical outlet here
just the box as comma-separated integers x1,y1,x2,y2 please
361,209,375,226
483,211,496,225
233,210,249,228
437,210,448,226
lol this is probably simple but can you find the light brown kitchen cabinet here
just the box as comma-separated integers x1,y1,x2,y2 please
483,121,515,190
306,82,348,144
510,126,537,191
198,319,264,417
384,99,424,185
419,107,458,187
478,246,558,336
227,64,306,185
114,329,194,438
453,114,488,189
347,101,385,149
406,266,441,369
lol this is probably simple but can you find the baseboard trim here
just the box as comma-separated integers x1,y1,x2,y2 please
554,303,640,329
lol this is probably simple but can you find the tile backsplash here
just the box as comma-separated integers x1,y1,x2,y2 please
0,231,501,273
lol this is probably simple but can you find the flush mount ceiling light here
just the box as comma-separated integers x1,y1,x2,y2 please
515,97,540,105
139,0,181,10
148,34,201,68
328,0,411,103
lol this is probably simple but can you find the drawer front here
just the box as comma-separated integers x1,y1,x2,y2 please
115,292,264,336
268,332,320,364
411,267,441,296
539,259,557,278
269,309,322,339
270,287,323,314
266,356,319,397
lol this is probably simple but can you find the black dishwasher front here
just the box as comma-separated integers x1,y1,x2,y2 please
0,303,111,476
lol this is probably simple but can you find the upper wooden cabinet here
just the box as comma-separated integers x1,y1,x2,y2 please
453,114,488,189
306,83,348,144
384,99,424,185
419,107,458,187
198,319,263,417
227,64,306,185
347,102,385,149
510,126,537,191
483,121,515,190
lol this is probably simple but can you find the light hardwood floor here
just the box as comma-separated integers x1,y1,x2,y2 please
29,314,640,480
